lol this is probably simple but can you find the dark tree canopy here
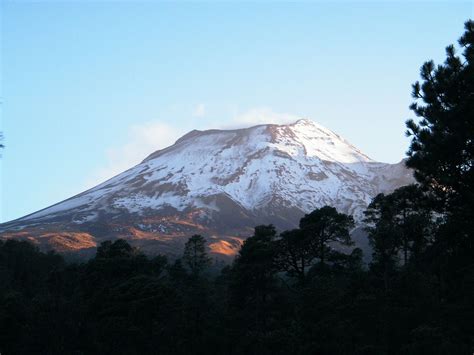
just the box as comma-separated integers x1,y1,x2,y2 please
182,234,211,276
232,224,278,283
406,20,474,209
299,206,354,265
275,228,314,284
365,185,433,265
96,239,135,259
406,19,474,269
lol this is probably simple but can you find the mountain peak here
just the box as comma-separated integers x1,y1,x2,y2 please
292,118,317,126
0,119,414,258
144,119,340,163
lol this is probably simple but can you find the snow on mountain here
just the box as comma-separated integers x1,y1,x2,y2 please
0,119,415,258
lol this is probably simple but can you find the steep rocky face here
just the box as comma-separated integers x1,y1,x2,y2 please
0,119,414,259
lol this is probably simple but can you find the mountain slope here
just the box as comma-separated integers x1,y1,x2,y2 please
0,119,414,258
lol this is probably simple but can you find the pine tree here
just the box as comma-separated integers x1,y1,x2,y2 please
389,185,434,265
182,234,211,277
299,206,354,267
364,193,401,291
364,186,434,287
228,225,279,335
406,20,474,215
405,19,474,276
275,229,315,285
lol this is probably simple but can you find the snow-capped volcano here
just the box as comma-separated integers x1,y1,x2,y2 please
0,119,414,258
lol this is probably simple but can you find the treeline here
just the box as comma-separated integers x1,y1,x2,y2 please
0,180,473,354
1,18,473,355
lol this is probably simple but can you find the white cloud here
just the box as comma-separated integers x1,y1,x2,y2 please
224,107,301,129
83,107,301,189
83,121,184,189
192,103,206,117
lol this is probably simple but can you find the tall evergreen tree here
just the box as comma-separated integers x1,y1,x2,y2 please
299,206,354,266
364,193,401,291
182,235,211,277
405,20,474,301
228,225,279,337
405,20,474,222
275,228,315,285
389,185,434,265
364,186,433,286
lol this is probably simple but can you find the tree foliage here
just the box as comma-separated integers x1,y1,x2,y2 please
299,206,354,266
406,20,474,211
182,234,211,277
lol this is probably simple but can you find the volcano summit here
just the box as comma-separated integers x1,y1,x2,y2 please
1,119,414,258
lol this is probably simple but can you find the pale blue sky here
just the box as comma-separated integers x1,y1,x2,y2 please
1,1,472,222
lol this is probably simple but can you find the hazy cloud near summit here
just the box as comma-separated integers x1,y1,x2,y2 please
192,103,206,117
226,107,301,129
83,121,186,189
83,108,301,189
